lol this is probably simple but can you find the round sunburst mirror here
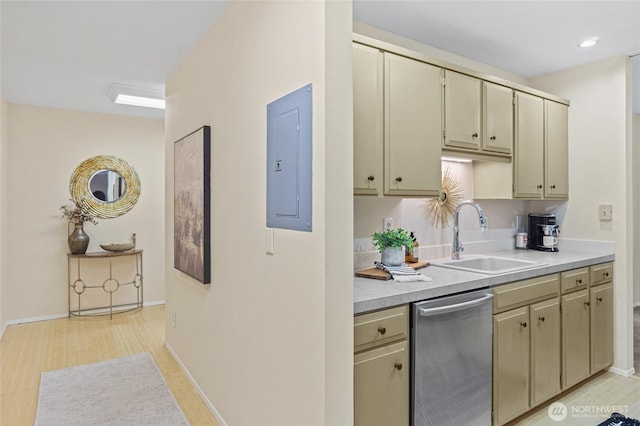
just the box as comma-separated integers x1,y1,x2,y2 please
426,167,463,228
69,155,141,219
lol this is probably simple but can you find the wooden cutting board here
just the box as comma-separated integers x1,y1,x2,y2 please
355,261,430,281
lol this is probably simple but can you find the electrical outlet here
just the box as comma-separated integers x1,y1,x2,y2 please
172,311,177,328
383,217,394,231
599,204,613,221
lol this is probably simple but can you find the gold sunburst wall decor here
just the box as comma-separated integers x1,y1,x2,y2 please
426,166,464,228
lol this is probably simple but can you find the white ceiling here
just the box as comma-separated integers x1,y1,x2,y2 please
1,1,639,119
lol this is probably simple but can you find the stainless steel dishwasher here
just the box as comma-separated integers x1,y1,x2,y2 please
412,288,494,426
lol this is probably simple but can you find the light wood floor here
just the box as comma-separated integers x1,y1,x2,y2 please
510,372,640,425
0,305,218,426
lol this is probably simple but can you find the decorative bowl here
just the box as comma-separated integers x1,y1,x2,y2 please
100,243,135,253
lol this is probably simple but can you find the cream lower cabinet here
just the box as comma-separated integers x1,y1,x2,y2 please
561,289,590,389
590,263,614,373
493,306,530,425
492,274,560,426
354,305,409,426
530,298,561,406
561,263,614,390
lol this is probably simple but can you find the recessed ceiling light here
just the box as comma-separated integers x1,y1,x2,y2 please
578,38,599,48
107,83,165,109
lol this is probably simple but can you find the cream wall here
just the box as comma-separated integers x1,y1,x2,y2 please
0,95,7,335
530,56,634,373
634,113,640,306
5,105,165,322
164,1,352,425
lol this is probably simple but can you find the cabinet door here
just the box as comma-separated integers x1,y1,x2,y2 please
353,43,383,195
590,282,614,373
561,289,590,389
384,52,442,196
530,298,561,407
444,71,481,150
514,92,544,198
483,82,513,155
493,306,530,426
544,100,569,199
354,341,408,426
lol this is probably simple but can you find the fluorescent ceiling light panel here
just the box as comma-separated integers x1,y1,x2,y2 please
578,38,599,48
107,83,165,109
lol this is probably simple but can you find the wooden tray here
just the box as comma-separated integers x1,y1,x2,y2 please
355,261,430,281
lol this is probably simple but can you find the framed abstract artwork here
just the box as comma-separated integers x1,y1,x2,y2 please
174,126,211,284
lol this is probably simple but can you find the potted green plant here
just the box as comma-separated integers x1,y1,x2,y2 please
372,227,414,266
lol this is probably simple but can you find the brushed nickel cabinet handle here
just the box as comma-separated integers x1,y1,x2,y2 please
394,362,403,371
378,326,387,335
367,175,375,181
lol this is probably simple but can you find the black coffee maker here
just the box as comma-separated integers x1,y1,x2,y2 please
528,213,559,252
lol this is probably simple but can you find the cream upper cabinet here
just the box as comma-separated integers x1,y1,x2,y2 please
353,43,383,196
545,100,569,198
514,92,544,198
483,82,513,155
444,71,481,150
384,52,442,197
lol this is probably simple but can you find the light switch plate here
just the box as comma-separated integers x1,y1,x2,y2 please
265,228,274,255
599,204,613,221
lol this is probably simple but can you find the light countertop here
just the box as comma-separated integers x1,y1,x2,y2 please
354,248,614,314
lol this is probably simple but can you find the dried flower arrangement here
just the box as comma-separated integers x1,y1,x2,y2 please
60,199,98,225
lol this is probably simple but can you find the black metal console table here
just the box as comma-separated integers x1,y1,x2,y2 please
68,250,143,319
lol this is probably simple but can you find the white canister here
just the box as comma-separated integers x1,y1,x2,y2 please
515,232,528,249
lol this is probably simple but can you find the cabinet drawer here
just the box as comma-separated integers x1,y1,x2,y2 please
561,268,589,294
354,305,408,352
494,274,559,313
590,263,613,287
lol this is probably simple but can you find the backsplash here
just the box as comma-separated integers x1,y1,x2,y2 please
353,161,568,270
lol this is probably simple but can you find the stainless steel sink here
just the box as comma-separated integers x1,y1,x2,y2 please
431,255,545,275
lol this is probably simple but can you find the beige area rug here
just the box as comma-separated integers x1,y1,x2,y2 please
35,352,189,426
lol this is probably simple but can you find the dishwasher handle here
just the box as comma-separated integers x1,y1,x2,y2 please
418,293,494,317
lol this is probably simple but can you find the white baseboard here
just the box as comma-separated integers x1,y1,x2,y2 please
0,300,166,338
164,341,228,426
608,366,636,377
6,312,68,327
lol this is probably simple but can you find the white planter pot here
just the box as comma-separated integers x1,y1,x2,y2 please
381,247,404,266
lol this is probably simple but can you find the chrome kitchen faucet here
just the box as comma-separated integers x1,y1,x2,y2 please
452,200,488,260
